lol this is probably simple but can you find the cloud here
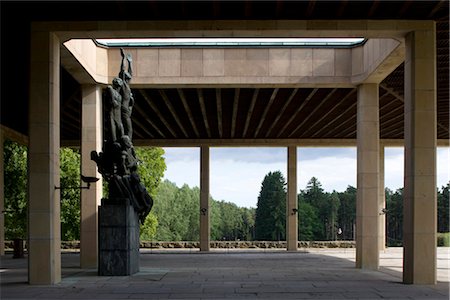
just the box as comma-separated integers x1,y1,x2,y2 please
162,146,450,208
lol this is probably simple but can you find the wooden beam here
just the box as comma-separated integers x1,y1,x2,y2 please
177,89,200,138
254,88,278,138
159,90,188,138
301,88,355,137
231,88,240,138
306,0,316,17
289,88,338,138
242,88,259,138
266,88,298,137
197,88,211,138
216,88,223,138
368,0,380,18
381,84,449,134
134,99,166,138
317,103,356,138
140,90,178,138
278,88,318,137
132,117,155,139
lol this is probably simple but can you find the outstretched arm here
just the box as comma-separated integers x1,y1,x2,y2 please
120,48,126,76
126,53,133,77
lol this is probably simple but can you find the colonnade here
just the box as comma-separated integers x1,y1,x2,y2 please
0,22,439,286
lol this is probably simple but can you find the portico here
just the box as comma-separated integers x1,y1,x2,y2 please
1,1,448,287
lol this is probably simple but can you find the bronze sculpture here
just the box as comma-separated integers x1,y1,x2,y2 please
91,48,153,224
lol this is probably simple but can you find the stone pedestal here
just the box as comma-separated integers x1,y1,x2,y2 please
98,199,140,276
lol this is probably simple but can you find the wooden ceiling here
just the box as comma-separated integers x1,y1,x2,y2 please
1,1,449,143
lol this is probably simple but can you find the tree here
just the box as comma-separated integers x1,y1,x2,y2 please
297,197,320,241
135,147,166,197
337,186,356,240
437,184,449,233
4,140,28,239
140,212,158,240
386,188,403,246
60,147,81,241
255,171,286,241
328,192,340,240
151,180,181,240
301,177,328,240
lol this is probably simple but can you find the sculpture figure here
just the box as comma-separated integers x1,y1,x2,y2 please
119,48,134,140
106,77,124,143
91,49,153,224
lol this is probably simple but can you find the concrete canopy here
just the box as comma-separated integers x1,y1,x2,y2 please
0,1,448,146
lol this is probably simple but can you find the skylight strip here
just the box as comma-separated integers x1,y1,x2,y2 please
95,38,365,48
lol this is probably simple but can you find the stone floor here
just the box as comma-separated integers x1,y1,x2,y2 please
1,247,449,299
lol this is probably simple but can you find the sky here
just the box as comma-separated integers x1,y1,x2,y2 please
162,147,450,208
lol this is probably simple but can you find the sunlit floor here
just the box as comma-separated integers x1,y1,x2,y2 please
1,247,449,299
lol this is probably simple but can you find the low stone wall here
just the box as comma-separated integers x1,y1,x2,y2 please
140,241,355,249
4,240,356,251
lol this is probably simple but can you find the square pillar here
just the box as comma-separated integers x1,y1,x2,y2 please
356,83,380,270
80,85,103,269
28,30,61,284
379,145,386,251
287,146,298,251
200,146,210,251
403,28,437,285
0,127,4,256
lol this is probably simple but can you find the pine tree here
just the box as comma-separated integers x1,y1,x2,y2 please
255,171,286,241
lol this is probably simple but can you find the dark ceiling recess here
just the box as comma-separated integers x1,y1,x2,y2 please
1,1,448,142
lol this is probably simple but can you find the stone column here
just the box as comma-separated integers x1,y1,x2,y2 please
80,85,103,269
356,83,380,270
287,146,298,251
28,30,61,284
0,127,4,255
379,145,386,251
200,146,210,251
403,28,437,285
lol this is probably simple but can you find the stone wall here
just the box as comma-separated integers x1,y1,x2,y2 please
4,240,356,251
4,240,355,250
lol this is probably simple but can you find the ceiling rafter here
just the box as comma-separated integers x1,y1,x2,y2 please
301,88,355,137
398,0,412,18
61,120,79,135
132,116,155,139
381,115,404,132
340,116,358,138
177,89,200,138
381,83,449,134
133,104,165,138
231,88,240,138
382,123,405,138
278,88,318,138
266,88,298,137
306,0,316,17
62,89,81,111
289,88,338,138
428,0,447,18
380,105,404,123
242,89,259,138
140,90,177,138
216,89,223,138
197,88,211,138
313,101,356,138
254,88,278,138
336,0,348,17
368,0,380,17
159,90,188,138
62,108,81,124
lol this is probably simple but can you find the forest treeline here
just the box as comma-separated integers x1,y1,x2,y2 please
4,141,449,246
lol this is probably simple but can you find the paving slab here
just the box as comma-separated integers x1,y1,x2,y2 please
1,248,449,299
